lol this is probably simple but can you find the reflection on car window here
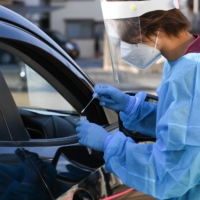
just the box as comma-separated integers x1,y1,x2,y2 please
0,48,76,113
0,147,67,199
0,145,123,200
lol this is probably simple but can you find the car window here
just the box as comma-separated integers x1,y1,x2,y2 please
0,48,76,113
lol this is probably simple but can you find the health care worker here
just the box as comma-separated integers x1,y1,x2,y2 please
76,0,200,199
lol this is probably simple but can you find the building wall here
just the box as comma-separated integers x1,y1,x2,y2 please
50,0,104,58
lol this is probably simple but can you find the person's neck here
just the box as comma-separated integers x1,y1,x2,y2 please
159,31,195,62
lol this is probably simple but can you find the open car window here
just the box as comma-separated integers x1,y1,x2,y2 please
0,48,76,113
0,48,81,140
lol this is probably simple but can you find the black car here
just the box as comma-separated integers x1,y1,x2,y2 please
43,29,80,59
0,6,156,200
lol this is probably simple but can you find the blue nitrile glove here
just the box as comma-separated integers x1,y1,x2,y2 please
76,120,110,152
21,154,46,186
93,84,136,114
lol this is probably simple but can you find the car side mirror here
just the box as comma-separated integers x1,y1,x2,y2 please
52,146,104,182
119,92,158,143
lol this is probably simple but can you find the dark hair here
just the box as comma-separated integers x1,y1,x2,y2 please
106,0,191,43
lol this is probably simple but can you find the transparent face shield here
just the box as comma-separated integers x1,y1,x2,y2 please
101,0,179,83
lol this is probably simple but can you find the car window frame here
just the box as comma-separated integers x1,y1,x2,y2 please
0,20,118,143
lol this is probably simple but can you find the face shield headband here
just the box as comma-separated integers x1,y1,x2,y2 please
101,0,179,20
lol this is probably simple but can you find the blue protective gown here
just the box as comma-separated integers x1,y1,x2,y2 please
104,52,200,200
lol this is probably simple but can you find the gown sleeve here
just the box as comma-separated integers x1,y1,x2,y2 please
119,91,157,138
104,60,200,199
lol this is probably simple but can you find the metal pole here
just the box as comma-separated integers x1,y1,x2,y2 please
193,0,199,32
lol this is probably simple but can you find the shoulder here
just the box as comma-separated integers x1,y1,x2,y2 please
161,53,200,88
171,53,200,77
181,53,200,64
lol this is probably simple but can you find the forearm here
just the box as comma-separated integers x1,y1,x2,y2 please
120,92,157,138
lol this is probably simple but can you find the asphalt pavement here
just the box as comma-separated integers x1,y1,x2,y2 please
76,57,163,95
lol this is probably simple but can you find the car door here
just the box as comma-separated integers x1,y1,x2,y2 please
0,6,156,200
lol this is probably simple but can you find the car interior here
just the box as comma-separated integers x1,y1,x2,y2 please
0,48,83,142
0,68,78,141
19,108,77,139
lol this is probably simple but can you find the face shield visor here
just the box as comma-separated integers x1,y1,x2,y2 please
101,0,179,83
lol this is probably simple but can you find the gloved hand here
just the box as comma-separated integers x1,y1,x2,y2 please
21,154,46,186
76,120,110,152
93,84,136,114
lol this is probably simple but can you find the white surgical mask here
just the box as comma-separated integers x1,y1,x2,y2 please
120,32,161,70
